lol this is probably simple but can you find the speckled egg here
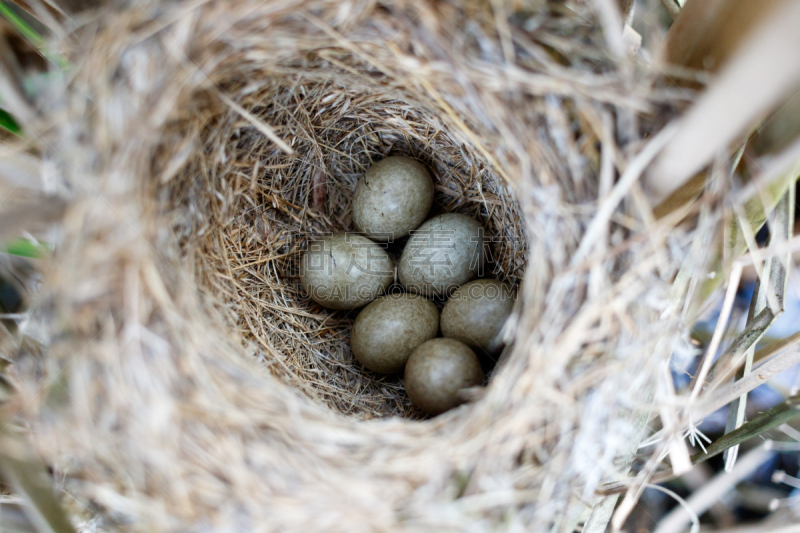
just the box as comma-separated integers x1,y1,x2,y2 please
398,213,484,297
404,338,484,416
351,293,439,374
299,233,394,309
441,279,514,353
352,156,434,241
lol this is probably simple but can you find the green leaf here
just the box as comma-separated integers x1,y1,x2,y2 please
4,239,49,258
0,109,22,134
0,2,67,70
0,2,44,48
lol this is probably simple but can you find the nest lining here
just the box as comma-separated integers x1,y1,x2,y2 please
164,75,528,418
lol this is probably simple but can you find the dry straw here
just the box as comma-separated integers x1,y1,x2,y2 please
0,0,769,531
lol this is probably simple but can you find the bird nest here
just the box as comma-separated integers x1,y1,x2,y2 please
5,0,700,530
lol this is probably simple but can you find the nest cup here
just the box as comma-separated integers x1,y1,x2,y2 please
10,0,679,530
175,79,527,417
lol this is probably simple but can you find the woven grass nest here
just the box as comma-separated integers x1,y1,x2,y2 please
5,0,719,530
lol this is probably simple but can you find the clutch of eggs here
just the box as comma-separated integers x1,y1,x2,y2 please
297,155,503,418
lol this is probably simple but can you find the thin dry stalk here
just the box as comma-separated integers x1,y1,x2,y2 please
723,188,793,469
